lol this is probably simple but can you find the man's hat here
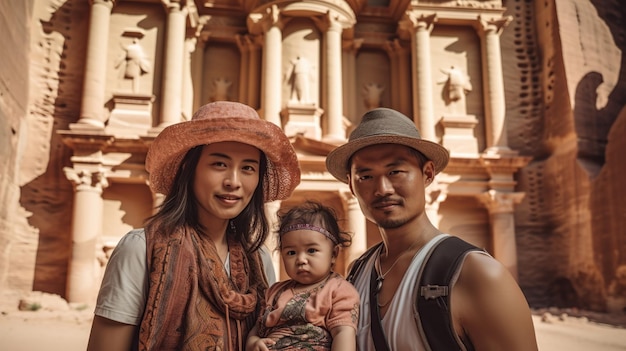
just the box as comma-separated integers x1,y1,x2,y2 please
325,108,449,183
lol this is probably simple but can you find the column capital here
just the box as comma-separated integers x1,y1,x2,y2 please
161,0,182,11
398,12,437,36
248,4,284,34
338,189,358,205
199,30,212,44
161,0,192,10
91,0,115,8
426,181,449,206
342,38,363,53
477,15,512,36
236,34,261,52
384,38,409,57
64,168,109,191
478,190,525,214
184,36,198,53
314,10,344,33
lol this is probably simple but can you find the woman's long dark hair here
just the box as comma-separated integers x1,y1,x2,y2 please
145,145,270,253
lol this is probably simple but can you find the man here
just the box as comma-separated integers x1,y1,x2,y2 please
325,108,537,350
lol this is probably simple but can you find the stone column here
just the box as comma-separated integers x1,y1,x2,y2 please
236,35,262,108
74,0,115,129
478,16,512,152
342,39,362,127
64,168,109,303
385,39,411,115
264,200,282,279
259,5,283,127
323,13,345,141
477,189,525,280
247,38,262,109
341,191,367,265
236,35,252,105
401,13,437,140
191,33,207,112
182,36,197,120
425,181,447,228
155,0,187,129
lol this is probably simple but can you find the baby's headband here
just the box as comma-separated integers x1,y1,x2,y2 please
279,223,339,245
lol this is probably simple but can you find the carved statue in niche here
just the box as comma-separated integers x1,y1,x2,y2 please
115,37,151,93
438,65,472,113
211,77,232,102
285,56,314,104
363,82,385,110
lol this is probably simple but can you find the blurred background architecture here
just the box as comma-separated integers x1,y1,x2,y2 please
0,0,625,315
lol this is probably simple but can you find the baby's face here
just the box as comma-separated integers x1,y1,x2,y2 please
279,229,336,286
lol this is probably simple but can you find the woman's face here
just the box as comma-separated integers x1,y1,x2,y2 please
193,141,261,228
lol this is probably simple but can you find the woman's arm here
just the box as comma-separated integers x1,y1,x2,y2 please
87,315,137,351
245,325,275,351
88,230,147,351
330,325,356,351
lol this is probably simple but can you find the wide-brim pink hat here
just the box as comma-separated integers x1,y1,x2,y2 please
146,101,301,202
326,107,449,183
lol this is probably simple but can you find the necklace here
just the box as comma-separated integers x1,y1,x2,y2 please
375,238,423,295
291,273,332,296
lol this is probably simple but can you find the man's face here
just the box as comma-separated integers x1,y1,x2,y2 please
348,144,433,229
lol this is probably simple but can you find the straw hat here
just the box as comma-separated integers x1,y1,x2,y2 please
325,108,449,183
146,101,301,202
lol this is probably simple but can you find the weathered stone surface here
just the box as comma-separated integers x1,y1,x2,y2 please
18,291,70,312
0,0,36,292
506,0,626,310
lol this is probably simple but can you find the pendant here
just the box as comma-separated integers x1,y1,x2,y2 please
375,276,384,295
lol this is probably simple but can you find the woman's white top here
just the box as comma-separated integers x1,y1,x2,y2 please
94,228,276,325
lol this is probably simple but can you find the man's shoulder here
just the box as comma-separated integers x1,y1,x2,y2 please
346,242,383,283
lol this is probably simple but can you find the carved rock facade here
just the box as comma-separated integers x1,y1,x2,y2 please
0,0,624,312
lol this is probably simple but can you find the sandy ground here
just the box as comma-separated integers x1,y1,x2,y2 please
0,291,625,350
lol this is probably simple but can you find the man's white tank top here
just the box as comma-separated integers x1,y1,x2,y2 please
353,234,450,351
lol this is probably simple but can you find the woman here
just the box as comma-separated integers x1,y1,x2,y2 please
87,101,301,351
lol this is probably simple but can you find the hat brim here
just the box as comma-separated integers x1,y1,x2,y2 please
325,135,450,183
146,116,300,202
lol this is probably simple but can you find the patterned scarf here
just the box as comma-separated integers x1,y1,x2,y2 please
139,225,268,350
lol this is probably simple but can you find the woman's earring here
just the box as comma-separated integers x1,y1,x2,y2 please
229,221,236,233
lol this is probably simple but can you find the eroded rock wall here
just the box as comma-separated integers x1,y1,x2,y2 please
0,0,37,291
505,0,626,310
14,0,89,297
0,0,91,297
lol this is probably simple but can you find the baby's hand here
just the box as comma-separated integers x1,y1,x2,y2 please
248,337,276,351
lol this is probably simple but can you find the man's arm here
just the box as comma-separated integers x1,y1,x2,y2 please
453,252,538,351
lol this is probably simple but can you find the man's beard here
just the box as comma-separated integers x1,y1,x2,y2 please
376,217,409,229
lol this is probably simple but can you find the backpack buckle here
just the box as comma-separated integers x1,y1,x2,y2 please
420,285,448,300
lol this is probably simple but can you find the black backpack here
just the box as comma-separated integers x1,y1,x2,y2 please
346,236,483,351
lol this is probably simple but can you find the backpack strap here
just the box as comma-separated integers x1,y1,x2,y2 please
415,236,483,351
346,241,383,284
